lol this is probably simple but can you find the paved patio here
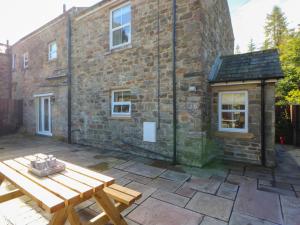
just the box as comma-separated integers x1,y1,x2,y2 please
0,134,299,225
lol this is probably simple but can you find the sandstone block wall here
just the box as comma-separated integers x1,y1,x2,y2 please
211,83,276,166
71,0,234,166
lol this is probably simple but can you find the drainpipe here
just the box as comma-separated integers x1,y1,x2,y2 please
67,12,72,144
261,80,266,166
172,0,177,165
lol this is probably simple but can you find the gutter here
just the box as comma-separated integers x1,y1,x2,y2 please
261,80,266,166
67,13,72,144
172,0,177,165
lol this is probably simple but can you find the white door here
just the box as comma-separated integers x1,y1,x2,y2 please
37,96,52,136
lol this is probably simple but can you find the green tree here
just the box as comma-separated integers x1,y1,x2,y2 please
247,38,256,52
263,6,288,49
235,45,241,54
276,29,300,105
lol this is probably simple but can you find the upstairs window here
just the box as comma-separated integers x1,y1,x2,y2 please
48,41,57,60
12,54,16,70
23,52,29,69
218,91,248,133
112,90,131,117
110,4,131,49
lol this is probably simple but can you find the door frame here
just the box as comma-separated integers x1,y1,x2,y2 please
34,93,53,136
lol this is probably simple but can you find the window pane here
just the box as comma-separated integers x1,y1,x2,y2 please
114,92,123,102
122,26,130,43
112,8,122,28
221,112,245,129
122,91,131,101
121,105,130,113
113,29,122,46
233,93,245,110
221,93,245,110
113,105,122,112
122,5,131,24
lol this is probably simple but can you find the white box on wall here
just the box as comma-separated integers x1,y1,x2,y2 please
143,122,156,142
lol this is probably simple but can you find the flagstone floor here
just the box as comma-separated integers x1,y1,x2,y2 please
0,134,299,225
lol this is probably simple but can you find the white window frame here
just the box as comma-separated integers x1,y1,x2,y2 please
12,54,16,70
111,90,131,117
23,52,29,69
110,3,131,49
48,41,57,61
218,91,248,133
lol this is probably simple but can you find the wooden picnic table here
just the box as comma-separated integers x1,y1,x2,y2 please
0,153,141,225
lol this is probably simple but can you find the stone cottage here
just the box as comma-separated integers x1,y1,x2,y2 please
8,0,283,167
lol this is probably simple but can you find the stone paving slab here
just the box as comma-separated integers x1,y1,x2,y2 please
159,170,191,183
102,168,129,179
123,173,153,185
151,190,190,208
186,192,233,221
126,181,157,204
148,178,183,193
176,183,197,198
229,212,280,225
217,182,238,200
234,181,283,224
258,185,296,197
128,198,203,225
280,195,300,225
226,174,256,185
200,216,228,225
186,176,221,194
123,163,166,178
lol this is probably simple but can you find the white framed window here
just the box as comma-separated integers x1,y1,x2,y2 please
110,3,131,49
48,41,57,60
218,91,248,133
12,54,16,70
23,52,29,69
111,90,131,117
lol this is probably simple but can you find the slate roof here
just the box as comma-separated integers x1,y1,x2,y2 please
209,49,284,83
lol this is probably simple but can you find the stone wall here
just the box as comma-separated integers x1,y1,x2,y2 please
0,53,10,99
11,14,70,139
71,0,234,166
211,83,276,166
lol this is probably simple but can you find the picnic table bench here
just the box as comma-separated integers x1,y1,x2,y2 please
0,153,141,225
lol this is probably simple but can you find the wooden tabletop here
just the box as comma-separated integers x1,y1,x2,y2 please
0,153,115,213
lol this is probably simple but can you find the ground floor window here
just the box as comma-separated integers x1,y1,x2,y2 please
218,91,248,132
111,90,131,117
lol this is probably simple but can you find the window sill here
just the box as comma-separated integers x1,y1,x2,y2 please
109,116,132,121
214,131,254,140
105,44,132,55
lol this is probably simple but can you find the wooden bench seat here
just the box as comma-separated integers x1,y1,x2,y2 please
88,184,142,225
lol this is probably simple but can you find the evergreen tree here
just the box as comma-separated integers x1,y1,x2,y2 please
264,6,288,49
247,39,256,52
235,45,241,54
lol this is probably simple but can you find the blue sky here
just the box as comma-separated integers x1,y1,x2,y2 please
0,0,299,52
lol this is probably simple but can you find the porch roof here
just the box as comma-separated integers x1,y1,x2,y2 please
209,49,284,83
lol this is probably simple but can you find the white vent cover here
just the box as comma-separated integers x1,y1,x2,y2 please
143,122,156,142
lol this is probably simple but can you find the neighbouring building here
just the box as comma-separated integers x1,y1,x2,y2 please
7,0,284,167
11,8,84,139
0,43,11,99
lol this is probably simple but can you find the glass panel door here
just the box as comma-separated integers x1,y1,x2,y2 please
38,96,52,135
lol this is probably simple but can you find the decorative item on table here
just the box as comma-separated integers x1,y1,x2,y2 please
29,154,65,177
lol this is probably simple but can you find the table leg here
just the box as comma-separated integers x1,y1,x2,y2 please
49,208,68,225
67,206,82,225
94,189,128,225
0,174,4,185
